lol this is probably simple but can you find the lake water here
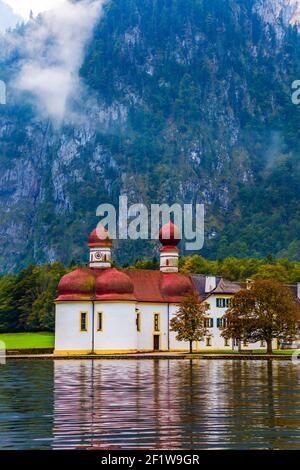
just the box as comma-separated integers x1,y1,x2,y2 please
0,359,300,450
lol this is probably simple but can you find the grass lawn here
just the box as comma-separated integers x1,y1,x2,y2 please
252,349,299,356
0,332,54,350
0,334,298,354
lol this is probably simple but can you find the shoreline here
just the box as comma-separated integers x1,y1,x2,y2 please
4,352,297,361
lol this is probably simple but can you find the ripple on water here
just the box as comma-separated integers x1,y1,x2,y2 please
0,359,299,449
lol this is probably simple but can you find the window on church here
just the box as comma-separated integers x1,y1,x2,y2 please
97,312,103,331
136,312,141,332
80,312,88,332
154,313,160,332
224,338,230,347
206,337,212,347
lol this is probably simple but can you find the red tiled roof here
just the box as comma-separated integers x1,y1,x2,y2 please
56,268,96,301
95,268,135,301
56,268,194,303
125,270,164,302
160,272,194,303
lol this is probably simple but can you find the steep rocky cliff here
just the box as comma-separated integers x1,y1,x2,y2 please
0,0,300,272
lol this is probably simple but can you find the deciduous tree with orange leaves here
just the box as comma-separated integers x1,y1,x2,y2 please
170,290,208,353
222,280,300,353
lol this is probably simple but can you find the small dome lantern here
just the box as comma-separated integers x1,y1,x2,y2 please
159,222,181,273
88,224,113,269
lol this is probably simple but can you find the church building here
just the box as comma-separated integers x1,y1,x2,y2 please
54,222,277,354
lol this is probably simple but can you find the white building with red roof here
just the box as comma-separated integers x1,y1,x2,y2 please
55,222,279,354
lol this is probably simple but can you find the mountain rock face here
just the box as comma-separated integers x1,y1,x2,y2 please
255,0,300,31
0,0,300,272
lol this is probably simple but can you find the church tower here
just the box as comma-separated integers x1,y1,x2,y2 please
88,225,112,269
159,222,181,273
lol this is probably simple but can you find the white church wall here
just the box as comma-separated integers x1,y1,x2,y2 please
93,302,137,353
55,302,93,354
137,303,169,351
55,293,279,355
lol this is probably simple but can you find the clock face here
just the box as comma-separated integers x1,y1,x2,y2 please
95,252,103,261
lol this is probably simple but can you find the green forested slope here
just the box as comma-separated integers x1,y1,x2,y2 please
0,0,300,271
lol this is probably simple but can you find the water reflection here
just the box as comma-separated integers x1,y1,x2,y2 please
0,359,300,449
0,360,54,449
52,359,300,450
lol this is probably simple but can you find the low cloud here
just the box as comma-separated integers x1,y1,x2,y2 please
14,0,105,123
3,1,64,19
0,0,22,32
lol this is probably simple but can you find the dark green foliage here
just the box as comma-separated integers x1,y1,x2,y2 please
180,254,300,283
127,257,159,270
0,262,68,333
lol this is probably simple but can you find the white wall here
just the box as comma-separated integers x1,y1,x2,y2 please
137,303,169,351
197,295,232,350
55,302,93,353
93,302,137,352
55,295,279,354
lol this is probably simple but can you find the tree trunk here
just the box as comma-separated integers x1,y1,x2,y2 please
189,341,193,354
266,339,273,354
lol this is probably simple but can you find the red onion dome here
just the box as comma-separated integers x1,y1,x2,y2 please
159,222,181,246
88,224,112,248
57,268,95,301
96,268,134,296
161,273,193,299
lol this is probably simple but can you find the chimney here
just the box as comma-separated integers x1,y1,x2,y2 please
205,276,216,293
